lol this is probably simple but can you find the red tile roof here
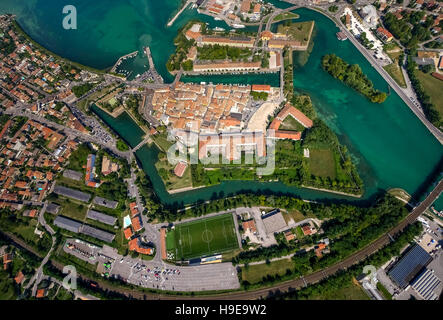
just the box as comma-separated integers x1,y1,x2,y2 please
124,227,133,240
242,219,257,233
36,289,46,298
251,84,271,92
376,27,393,39
129,202,138,217
274,130,302,140
28,209,37,218
302,224,312,235
128,237,153,255
14,271,25,284
277,104,313,128
284,230,295,242
174,161,188,178
131,215,143,232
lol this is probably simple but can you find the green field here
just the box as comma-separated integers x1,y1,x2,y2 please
173,214,239,260
277,21,314,44
307,282,370,300
308,148,336,179
242,258,294,284
383,63,406,88
416,70,443,117
279,116,305,132
273,12,300,23
155,152,193,191
282,209,315,224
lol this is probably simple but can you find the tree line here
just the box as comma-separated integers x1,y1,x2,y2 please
321,54,387,103
405,54,441,127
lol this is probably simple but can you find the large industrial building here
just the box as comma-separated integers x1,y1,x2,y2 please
388,244,433,289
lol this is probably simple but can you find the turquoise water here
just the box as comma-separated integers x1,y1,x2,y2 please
1,1,441,208
0,0,239,82
90,104,144,148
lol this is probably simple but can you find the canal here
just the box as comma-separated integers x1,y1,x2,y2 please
1,1,441,208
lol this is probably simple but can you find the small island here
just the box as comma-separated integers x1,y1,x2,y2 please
321,54,388,104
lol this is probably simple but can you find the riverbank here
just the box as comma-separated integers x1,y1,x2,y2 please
167,0,192,27
5,3,442,209
301,185,362,198
168,185,205,194
95,104,126,118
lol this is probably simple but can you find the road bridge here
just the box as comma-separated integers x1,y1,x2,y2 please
143,46,164,84
265,5,300,31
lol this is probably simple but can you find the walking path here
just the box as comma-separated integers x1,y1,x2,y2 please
167,0,193,27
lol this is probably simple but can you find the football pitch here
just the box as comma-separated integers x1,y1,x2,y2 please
174,213,239,260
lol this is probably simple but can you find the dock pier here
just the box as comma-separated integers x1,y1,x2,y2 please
167,0,194,27
140,46,164,84
110,51,138,73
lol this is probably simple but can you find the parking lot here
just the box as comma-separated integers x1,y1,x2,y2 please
376,215,443,300
69,103,113,144
63,237,239,292
111,256,239,292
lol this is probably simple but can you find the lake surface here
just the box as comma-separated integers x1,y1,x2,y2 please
1,1,441,208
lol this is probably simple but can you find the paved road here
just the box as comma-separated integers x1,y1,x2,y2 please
2,108,132,161
167,0,194,27
338,26,443,144
68,178,442,300
26,201,58,296
279,1,443,143
265,5,301,31
7,177,440,299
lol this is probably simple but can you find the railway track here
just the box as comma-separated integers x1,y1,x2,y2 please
3,180,442,300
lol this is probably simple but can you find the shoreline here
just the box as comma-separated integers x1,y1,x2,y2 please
11,18,108,75
163,176,362,198
167,185,206,194
301,185,362,198
94,103,149,136
8,7,437,203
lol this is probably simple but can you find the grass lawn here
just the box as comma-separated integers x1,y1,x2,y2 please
308,148,336,179
282,209,315,224
279,116,305,132
384,44,402,61
307,281,370,300
11,219,51,252
173,214,239,260
52,197,88,221
242,259,294,284
66,144,91,172
416,70,443,117
277,21,314,44
77,85,118,112
155,152,193,191
0,270,16,300
152,133,175,153
377,282,392,300
383,63,406,88
295,225,304,239
166,229,176,252
53,287,75,300
273,12,299,23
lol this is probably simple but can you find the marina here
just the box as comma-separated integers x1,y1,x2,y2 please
110,51,138,74
1,1,441,210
